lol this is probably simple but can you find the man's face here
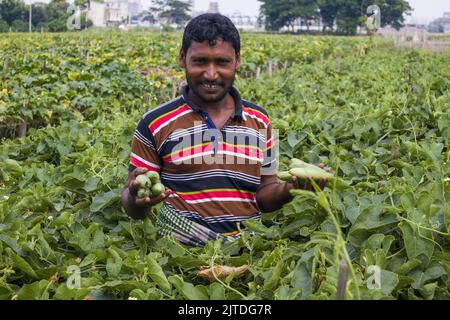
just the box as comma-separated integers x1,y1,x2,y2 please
180,38,240,104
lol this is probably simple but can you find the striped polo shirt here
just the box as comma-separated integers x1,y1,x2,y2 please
129,85,277,235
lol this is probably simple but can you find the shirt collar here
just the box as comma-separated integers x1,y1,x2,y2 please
181,84,244,120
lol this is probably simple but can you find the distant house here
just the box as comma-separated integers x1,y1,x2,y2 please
429,12,450,33
86,0,142,27
87,2,106,27
228,12,263,31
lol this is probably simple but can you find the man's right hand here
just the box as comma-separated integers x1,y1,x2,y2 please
122,167,172,219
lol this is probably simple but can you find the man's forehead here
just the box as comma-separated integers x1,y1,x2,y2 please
186,39,235,54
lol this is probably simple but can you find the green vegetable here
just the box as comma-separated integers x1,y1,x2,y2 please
151,183,165,196
4,159,23,176
146,171,160,184
289,167,334,180
137,188,151,198
135,174,151,189
277,171,292,181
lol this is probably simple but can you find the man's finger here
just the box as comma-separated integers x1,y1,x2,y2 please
135,197,152,206
319,177,326,189
128,181,140,196
291,176,300,189
304,177,312,191
133,167,148,177
149,190,172,206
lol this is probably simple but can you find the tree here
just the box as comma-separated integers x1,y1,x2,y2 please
334,0,412,35
43,0,70,31
151,0,191,26
0,0,27,25
0,0,94,32
335,0,362,35
140,10,157,24
374,0,412,30
259,0,319,32
258,0,412,34
31,3,49,28
258,0,301,31
295,0,319,31
11,18,27,32
0,18,9,32
315,0,339,32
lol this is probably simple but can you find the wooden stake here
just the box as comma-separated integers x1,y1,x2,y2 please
18,121,27,139
2,56,9,80
143,93,149,105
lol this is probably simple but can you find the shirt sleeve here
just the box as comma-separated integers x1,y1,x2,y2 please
261,120,277,176
128,116,162,173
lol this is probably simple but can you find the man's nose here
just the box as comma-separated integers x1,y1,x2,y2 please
204,64,218,81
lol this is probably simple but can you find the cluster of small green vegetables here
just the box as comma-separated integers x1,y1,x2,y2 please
135,172,164,198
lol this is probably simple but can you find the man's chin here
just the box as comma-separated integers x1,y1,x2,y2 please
199,94,226,103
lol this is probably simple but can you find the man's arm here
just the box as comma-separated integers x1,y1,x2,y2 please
255,175,294,213
256,172,328,213
121,167,172,220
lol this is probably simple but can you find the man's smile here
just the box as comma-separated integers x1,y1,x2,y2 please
200,82,220,93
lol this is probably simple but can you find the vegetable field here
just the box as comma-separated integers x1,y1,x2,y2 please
0,31,449,300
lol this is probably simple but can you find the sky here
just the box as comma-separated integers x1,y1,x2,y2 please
30,0,450,24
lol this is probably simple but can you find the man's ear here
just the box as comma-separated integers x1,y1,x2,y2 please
179,49,186,68
235,52,241,71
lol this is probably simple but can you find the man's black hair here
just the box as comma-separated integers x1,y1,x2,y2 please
182,13,241,55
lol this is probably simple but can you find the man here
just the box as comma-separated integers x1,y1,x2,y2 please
121,13,326,246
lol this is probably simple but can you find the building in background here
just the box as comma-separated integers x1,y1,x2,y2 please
228,10,261,31
87,1,106,27
429,12,450,33
86,0,142,27
208,2,219,14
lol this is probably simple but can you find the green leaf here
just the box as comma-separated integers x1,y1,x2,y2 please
399,221,434,264
379,270,399,295
90,188,122,213
243,219,270,234
16,281,50,300
53,284,90,300
146,255,171,293
5,248,38,279
264,261,283,291
348,207,398,246
84,177,101,192
394,258,422,275
169,275,209,300
274,285,301,300
106,250,123,278
209,282,226,300
419,282,438,300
